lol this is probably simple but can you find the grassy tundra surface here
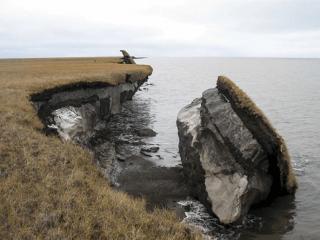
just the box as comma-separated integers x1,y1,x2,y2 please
0,58,199,240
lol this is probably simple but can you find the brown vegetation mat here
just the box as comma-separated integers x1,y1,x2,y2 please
217,76,297,194
0,58,199,239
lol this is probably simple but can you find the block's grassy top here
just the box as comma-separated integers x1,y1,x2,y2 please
0,58,199,239
217,76,297,194
0,57,153,94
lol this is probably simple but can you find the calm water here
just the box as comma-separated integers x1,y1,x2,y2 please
133,57,320,239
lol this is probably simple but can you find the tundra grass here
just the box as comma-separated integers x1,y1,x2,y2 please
0,58,200,240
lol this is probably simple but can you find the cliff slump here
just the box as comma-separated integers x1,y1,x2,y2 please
31,77,148,184
177,76,297,224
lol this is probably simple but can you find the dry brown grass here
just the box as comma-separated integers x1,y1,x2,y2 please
0,57,152,93
0,58,200,240
217,76,297,194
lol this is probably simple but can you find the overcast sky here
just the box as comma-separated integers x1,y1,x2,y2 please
1,0,320,58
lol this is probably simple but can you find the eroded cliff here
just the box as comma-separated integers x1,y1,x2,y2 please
31,76,148,185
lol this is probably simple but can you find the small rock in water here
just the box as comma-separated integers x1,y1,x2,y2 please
156,155,163,160
140,146,160,153
135,128,157,137
140,150,152,157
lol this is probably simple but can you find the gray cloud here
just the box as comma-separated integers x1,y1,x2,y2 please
0,0,319,58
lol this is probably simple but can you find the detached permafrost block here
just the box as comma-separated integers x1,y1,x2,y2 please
177,76,297,224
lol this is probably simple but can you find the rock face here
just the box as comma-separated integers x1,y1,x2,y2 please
177,76,297,224
31,77,148,183
32,80,146,144
94,141,121,186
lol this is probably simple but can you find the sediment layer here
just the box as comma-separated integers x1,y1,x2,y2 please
31,74,147,185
